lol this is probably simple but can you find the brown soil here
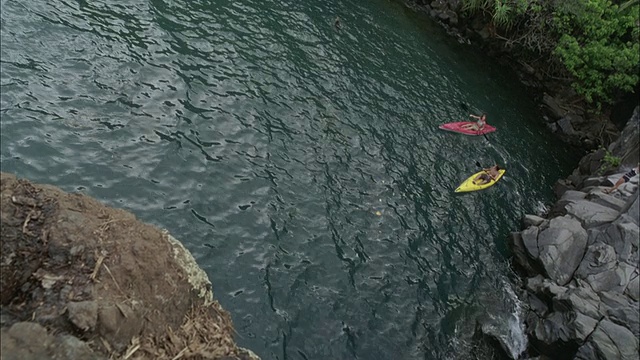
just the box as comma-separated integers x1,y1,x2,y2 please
0,172,258,360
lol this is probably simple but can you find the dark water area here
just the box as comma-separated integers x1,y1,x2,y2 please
1,0,582,358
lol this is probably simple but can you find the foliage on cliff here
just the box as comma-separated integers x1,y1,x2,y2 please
462,0,639,109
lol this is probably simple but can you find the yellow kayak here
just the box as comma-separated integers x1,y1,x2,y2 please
455,169,506,193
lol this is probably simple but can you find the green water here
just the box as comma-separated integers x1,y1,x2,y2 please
1,0,582,358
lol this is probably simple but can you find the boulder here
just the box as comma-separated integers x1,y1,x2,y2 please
542,93,566,120
586,191,627,212
528,312,578,356
603,220,639,263
557,117,577,136
536,217,588,286
574,242,638,293
508,232,538,276
620,193,639,224
587,320,638,360
522,214,545,228
565,200,619,228
553,179,574,198
553,286,601,319
521,225,540,259
625,273,639,301
598,291,639,336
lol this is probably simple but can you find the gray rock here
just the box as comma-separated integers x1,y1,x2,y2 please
575,342,599,359
582,177,606,188
549,190,589,216
0,321,103,360
1,322,54,360
522,214,545,228
620,193,638,224
574,241,634,292
527,293,549,316
554,179,574,198
542,93,566,120
476,314,524,360
528,312,572,354
557,117,576,135
565,200,619,228
526,276,568,300
67,301,98,332
569,312,599,341
54,334,103,360
566,113,586,126
537,216,588,285
607,106,640,163
517,108,639,359
616,262,637,290
603,220,639,263
521,225,540,258
553,286,601,319
625,274,639,301
599,291,639,336
615,182,639,199
525,275,546,294
587,191,627,211
589,319,638,360
575,242,617,277
583,269,622,293
587,226,607,246
508,232,538,276
560,190,587,202
579,148,606,175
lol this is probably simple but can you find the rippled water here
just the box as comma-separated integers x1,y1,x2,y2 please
1,0,582,358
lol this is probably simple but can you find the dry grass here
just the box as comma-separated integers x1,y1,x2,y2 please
124,302,240,360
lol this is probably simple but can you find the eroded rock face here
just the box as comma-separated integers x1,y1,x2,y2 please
509,107,639,359
520,216,588,286
0,172,259,360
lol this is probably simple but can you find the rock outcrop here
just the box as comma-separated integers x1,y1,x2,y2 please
0,172,259,360
509,107,640,359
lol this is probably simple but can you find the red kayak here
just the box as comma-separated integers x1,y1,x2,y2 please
439,122,496,135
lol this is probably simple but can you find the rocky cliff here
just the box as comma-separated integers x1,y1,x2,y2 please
0,172,259,360
508,107,639,359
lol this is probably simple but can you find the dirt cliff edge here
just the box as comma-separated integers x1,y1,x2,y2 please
0,172,259,360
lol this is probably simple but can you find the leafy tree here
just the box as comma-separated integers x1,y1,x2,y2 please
553,0,639,108
460,0,640,109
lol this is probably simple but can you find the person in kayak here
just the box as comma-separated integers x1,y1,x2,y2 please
461,113,487,131
473,165,501,185
603,164,639,194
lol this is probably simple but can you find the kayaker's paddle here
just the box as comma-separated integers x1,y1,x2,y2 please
476,127,491,142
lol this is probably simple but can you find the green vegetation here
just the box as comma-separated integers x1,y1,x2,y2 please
461,0,639,109
596,147,622,174
603,149,622,168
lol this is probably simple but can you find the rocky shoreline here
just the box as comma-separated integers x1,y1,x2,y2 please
402,6,640,356
404,0,629,149
0,172,259,360
506,107,639,359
